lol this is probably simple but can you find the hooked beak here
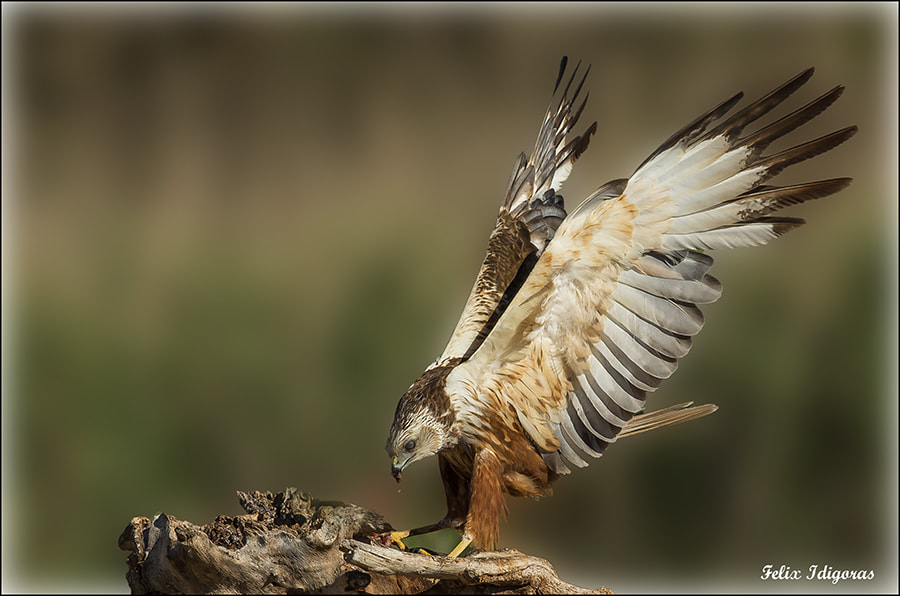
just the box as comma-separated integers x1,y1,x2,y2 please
391,456,403,483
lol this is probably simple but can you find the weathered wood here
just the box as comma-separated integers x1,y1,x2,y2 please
118,487,611,594
343,538,609,594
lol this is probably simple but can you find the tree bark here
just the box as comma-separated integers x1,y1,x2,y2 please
118,487,611,594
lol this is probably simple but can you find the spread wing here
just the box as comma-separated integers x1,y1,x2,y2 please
436,58,597,365
446,67,856,474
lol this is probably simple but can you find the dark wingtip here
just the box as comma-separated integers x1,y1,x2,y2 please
796,66,816,86
770,217,807,236
554,56,568,93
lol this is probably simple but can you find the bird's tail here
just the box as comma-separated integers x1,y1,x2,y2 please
619,402,718,439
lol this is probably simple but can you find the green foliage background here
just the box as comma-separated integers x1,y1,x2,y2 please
4,3,896,592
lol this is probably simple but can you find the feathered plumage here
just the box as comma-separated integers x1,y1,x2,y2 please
385,59,856,556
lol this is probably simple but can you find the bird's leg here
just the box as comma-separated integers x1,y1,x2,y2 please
386,452,472,552
447,448,503,556
386,517,464,550
447,533,474,558
380,454,475,553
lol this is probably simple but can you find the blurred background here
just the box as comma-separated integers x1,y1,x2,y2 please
3,3,897,593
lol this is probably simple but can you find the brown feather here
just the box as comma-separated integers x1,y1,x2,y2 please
466,448,507,550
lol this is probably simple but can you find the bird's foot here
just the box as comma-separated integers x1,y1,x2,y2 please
371,530,438,555
389,530,410,550
369,529,410,550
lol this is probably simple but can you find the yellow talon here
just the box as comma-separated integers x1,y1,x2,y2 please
446,534,473,558
390,530,410,550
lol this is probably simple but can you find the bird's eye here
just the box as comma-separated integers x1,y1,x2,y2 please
404,439,416,452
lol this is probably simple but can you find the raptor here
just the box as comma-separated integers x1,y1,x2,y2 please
385,58,856,557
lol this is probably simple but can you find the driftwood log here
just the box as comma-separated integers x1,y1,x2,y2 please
118,487,611,594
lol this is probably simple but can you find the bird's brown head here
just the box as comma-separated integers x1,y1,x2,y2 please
386,364,457,482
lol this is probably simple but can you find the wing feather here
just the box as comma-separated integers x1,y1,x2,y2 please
635,250,715,281
436,58,597,365
587,350,648,413
560,400,608,459
600,316,678,383
591,338,661,392
611,283,706,336
443,66,854,476
618,268,722,304
662,217,805,251
605,301,692,360
570,372,623,440
667,179,852,234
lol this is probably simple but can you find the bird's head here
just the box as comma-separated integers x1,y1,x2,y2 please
386,408,448,482
385,365,457,482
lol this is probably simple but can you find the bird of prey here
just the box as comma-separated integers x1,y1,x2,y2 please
385,58,856,558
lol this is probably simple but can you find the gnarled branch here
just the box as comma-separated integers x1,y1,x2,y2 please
118,487,611,594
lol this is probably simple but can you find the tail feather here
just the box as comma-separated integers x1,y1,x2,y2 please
619,402,718,439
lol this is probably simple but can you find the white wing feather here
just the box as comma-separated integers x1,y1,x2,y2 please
446,68,856,473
